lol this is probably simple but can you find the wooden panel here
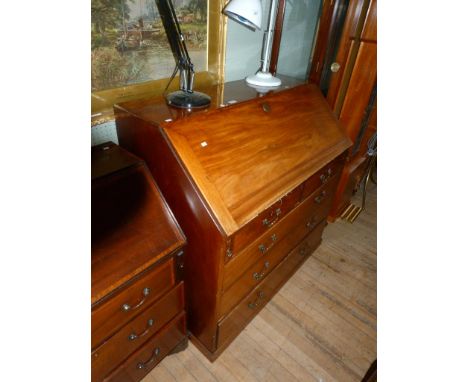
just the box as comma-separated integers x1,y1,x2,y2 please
217,222,327,353
91,258,176,349
92,283,184,381
162,84,351,234
223,175,340,293
105,312,186,382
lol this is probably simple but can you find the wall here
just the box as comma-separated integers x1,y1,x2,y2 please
224,0,321,82
276,0,321,80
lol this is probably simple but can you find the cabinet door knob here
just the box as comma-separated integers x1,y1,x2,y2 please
136,347,160,369
330,62,341,73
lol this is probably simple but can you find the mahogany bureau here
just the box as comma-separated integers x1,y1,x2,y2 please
114,78,352,360
91,142,187,381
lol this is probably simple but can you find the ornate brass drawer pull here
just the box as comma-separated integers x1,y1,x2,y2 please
248,291,266,309
128,319,154,341
263,208,282,228
306,217,317,230
299,245,312,257
258,234,277,254
320,168,333,184
136,347,160,369
253,261,270,281
314,190,327,204
122,287,151,312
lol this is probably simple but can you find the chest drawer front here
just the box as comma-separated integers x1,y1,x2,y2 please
92,282,184,381
104,311,186,382
217,221,326,349
92,257,176,349
223,174,339,293
227,157,344,260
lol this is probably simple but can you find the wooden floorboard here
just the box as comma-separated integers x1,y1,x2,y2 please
143,183,377,381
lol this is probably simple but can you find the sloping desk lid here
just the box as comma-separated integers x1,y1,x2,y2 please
162,84,351,236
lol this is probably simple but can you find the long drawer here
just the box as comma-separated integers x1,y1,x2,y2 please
92,282,184,381
104,311,186,382
92,257,176,349
222,174,339,293
217,221,327,350
226,156,344,260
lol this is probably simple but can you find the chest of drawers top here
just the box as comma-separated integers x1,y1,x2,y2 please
115,82,351,237
91,142,185,305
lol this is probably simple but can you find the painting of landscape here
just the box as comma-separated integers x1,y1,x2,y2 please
91,0,208,91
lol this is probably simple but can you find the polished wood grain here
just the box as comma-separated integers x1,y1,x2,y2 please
361,0,377,42
140,184,376,382
162,84,350,233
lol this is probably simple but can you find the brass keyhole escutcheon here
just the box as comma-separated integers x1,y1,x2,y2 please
262,102,271,113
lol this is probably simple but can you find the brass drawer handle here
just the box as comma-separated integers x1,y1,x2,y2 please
299,244,312,257
128,319,154,341
136,347,160,369
306,217,317,230
314,190,327,204
263,208,282,228
320,168,333,184
258,234,277,254
253,261,270,281
248,291,265,309
122,287,151,312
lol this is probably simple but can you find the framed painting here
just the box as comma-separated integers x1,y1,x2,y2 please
91,0,227,124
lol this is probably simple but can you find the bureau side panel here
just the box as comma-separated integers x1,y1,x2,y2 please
115,111,224,352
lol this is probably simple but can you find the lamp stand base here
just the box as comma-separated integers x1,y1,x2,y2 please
246,71,282,87
166,90,211,109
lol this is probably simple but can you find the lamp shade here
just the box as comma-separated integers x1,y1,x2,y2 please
223,0,262,30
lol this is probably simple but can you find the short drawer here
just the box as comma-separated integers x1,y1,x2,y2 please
227,156,344,260
217,221,326,349
301,154,345,202
92,257,176,349
104,311,186,382
92,282,184,381
222,174,339,293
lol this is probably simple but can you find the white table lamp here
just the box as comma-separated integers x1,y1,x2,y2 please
224,0,282,87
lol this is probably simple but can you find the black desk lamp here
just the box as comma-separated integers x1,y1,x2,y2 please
155,0,211,109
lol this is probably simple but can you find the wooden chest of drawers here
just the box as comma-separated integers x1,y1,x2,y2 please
114,78,352,360
91,143,187,380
